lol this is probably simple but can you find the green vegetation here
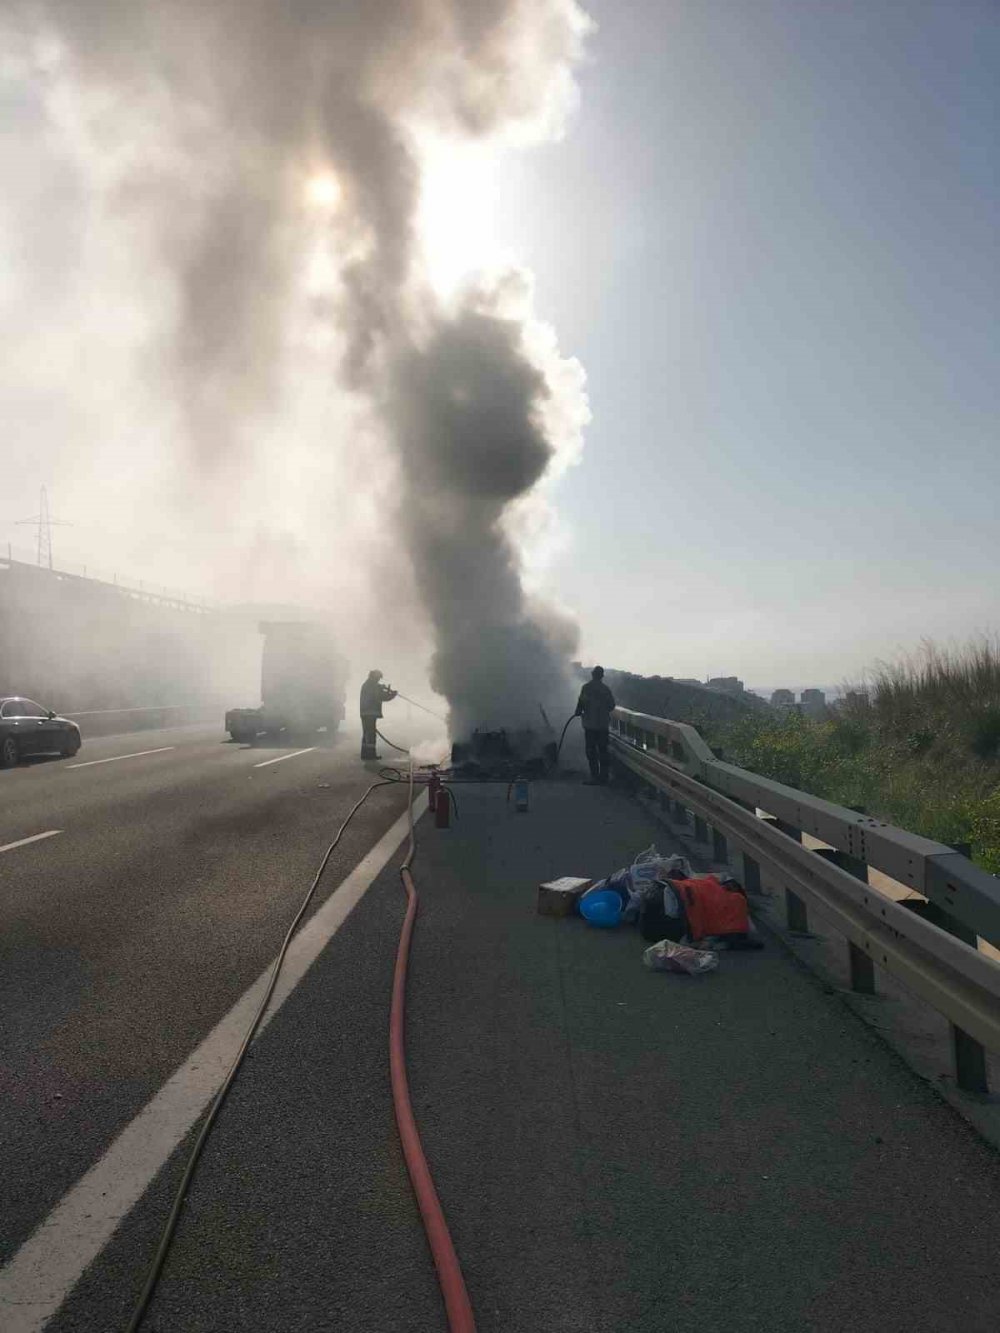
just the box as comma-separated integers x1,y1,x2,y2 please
703,641,1000,873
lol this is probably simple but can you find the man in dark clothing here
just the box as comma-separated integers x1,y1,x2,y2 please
360,669,397,760
575,665,615,785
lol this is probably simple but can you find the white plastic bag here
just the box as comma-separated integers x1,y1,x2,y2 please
626,849,692,922
631,848,692,887
662,883,683,919
642,939,718,975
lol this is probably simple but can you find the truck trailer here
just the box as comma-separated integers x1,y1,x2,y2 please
225,620,347,744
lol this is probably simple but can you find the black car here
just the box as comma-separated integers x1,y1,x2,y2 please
0,697,82,767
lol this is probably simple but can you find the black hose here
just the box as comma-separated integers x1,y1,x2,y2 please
376,727,410,755
124,778,398,1332
556,713,580,763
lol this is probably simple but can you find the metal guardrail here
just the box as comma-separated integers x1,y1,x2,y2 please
65,704,218,737
610,706,1000,1093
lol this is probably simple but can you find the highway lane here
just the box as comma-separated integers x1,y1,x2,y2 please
0,720,419,1268
30,780,1000,1333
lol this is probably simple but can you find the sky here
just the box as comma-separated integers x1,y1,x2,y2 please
474,0,1000,689
2,0,999,695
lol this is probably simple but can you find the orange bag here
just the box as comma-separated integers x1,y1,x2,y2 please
674,876,750,942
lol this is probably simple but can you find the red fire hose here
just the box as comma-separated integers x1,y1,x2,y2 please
123,763,473,1331
390,771,477,1332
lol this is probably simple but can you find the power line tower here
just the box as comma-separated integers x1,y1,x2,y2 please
15,486,72,570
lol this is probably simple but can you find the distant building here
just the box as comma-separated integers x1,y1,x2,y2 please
800,688,827,719
706,676,745,697
675,678,703,687
771,688,795,709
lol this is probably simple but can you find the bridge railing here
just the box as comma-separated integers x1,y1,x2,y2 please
1,549,219,615
610,706,1000,1094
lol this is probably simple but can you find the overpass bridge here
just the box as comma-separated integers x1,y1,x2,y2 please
2,707,999,1330
0,550,257,716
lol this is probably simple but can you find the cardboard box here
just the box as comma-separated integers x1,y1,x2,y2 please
537,876,592,918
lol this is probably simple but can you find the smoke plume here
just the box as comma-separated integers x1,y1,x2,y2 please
4,0,592,735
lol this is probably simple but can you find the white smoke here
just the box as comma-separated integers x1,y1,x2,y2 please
2,0,592,735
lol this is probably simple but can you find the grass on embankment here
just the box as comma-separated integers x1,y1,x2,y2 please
703,641,1000,874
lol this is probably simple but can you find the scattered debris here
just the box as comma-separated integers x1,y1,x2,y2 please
509,777,530,813
643,940,718,976
579,886,623,927
538,876,591,917
588,846,693,925
545,841,765,965
451,727,556,779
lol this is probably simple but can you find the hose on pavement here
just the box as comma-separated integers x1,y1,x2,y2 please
124,778,398,1332
390,762,476,1331
125,763,476,1331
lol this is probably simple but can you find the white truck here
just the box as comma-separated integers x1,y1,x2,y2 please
225,620,347,744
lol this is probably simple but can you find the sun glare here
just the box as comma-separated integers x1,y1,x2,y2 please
417,140,508,297
305,173,341,209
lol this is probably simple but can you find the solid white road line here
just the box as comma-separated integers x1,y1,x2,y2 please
252,746,316,768
66,746,175,770
0,792,427,1333
0,830,62,855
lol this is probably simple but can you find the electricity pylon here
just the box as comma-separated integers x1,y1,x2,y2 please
15,487,72,570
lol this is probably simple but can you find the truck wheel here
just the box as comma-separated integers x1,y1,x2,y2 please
1,736,19,768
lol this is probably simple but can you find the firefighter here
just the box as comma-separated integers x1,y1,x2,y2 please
360,669,397,760
575,664,616,785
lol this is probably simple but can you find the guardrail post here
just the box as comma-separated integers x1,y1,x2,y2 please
784,890,809,934
953,1028,989,1097
741,854,762,896
899,841,988,1094
711,826,728,865
693,814,709,844
813,848,875,994
760,815,809,932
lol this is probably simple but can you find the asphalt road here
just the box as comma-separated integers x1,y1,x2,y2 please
0,721,415,1275
5,741,1000,1331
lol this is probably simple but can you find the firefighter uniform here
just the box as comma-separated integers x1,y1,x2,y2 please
360,670,396,760
575,666,616,784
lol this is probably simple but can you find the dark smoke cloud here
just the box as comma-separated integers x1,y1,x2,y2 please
9,0,592,733
389,288,580,733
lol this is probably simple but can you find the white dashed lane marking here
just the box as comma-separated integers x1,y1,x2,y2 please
252,747,316,769
66,746,176,770
0,830,63,855
0,797,426,1332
